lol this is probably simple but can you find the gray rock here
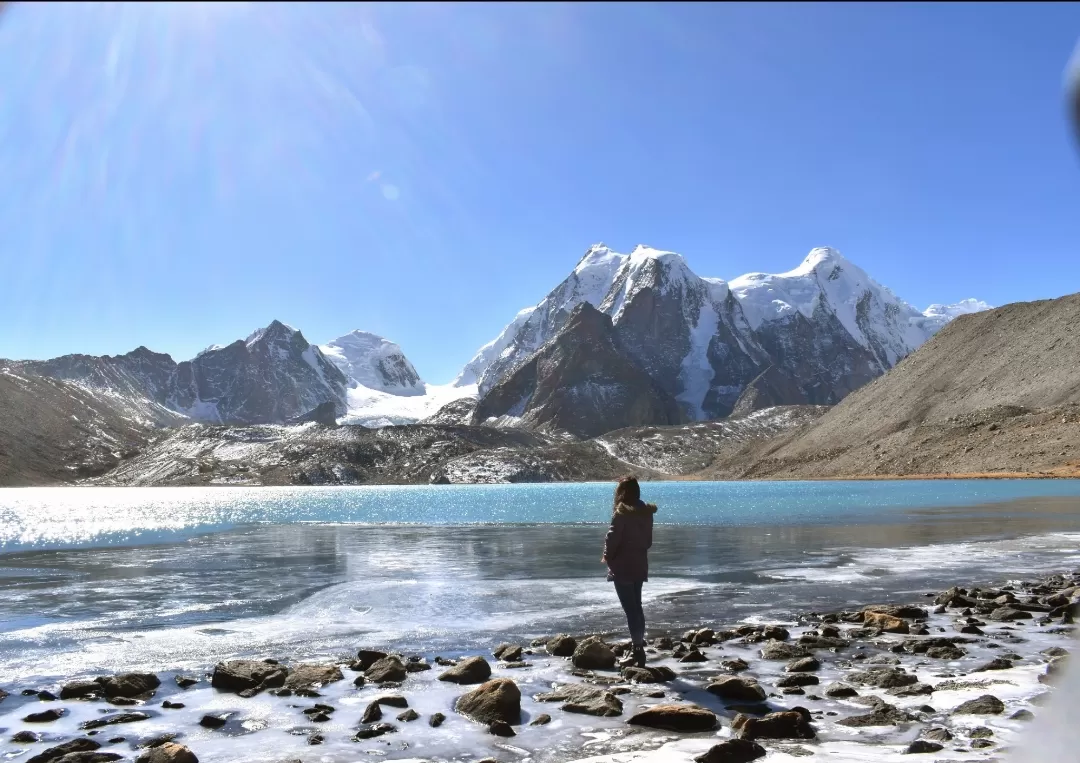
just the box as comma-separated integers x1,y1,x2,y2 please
836,702,915,727
786,657,820,673
439,656,492,685
536,683,623,717
211,660,289,696
134,743,199,763
26,739,100,763
456,678,522,725
80,712,151,730
905,740,944,754
760,641,811,660
706,677,767,702
572,637,617,671
693,739,767,763
953,694,1005,715
366,656,408,684
283,664,343,691
547,635,577,657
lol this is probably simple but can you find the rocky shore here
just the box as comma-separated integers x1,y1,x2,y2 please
0,572,1076,763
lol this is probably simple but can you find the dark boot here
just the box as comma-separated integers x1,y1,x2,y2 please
632,646,647,668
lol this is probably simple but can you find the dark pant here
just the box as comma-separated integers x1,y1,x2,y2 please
613,581,646,646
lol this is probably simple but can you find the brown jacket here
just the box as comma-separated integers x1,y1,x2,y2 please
603,500,657,582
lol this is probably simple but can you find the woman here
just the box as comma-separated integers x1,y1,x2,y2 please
601,475,657,668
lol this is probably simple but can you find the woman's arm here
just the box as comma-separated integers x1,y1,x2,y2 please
603,514,624,562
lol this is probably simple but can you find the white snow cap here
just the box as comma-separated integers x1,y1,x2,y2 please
320,330,424,396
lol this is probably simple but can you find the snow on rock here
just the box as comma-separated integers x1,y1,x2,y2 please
320,330,425,396
339,382,477,428
922,298,994,327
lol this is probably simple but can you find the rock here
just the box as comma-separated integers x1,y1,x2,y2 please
547,635,577,657
824,683,858,698
627,703,718,732
174,676,198,689
161,701,184,709
720,659,750,672
922,727,953,742
27,740,103,763
134,743,199,763
989,607,1032,621
80,711,151,730
439,656,492,685
536,683,622,717
926,645,967,660
691,628,716,645
864,605,929,619
848,667,918,689
572,637,617,671
973,658,1013,672
366,656,408,684
353,723,396,740
24,708,66,722
456,678,521,725
530,713,552,726
211,660,289,696
693,739,767,763
863,612,910,634
621,666,676,683
361,701,382,723
493,644,522,662
887,683,934,697
776,674,819,688
96,673,160,699
953,694,1005,715
199,714,228,729
836,701,915,727
786,657,820,673
12,730,40,743
970,726,994,738
375,694,409,708
905,740,944,754
706,677,767,702
354,650,388,671
1010,709,1035,721
735,709,815,740
488,720,516,737
47,753,121,763
760,641,810,660
283,664,343,691
60,681,102,700
397,709,420,722
679,649,708,663
429,711,446,727
957,623,985,635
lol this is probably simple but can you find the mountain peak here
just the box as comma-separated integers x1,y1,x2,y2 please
792,247,851,276
246,320,299,346
923,299,994,320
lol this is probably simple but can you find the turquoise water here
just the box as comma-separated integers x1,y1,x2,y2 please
4,480,1080,553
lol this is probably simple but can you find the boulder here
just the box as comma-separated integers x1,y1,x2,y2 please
887,683,934,697
366,656,408,684
59,681,102,700
49,754,121,763
621,666,676,683
863,605,929,619
863,612,910,634
397,709,420,722
429,712,446,727
547,635,577,657
80,712,151,730
536,683,622,717
720,659,750,673
786,657,820,673
439,656,492,685
375,694,408,708
836,701,915,727
211,660,289,696
361,701,382,724
353,723,396,740
905,740,944,754
530,713,552,726
354,650,388,671
848,667,918,689
27,739,100,763
953,694,1005,715
134,744,199,763
989,607,1033,621
488,720,515,737
95,673,160,700
24,709,66,723
922,727,953,742
680,649,708,663
627,704,718,732
493,644,523,662
284,664,344,691
572,638,616,671
456,678,521,725
926,645,967,660
759,641,811,660
823,683,858,698
775,674,818,688
734,708,815,740
693,739,767,763
706,677,766,702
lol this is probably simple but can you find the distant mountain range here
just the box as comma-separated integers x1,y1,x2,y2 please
1,244,989,438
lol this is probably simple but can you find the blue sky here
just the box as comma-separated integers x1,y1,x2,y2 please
2,2,1079,384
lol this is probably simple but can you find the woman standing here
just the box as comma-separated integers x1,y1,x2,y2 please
601,475,657,668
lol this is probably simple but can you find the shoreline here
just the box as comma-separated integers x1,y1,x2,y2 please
0,571,1075,763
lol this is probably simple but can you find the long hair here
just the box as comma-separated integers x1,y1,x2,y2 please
614,475,641,507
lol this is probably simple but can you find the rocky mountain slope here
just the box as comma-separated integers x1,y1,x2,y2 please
701,293,1080,479
471,303,686,438
88,405,825,486
7,321,348,426
458,244,988,435
0,369,156,485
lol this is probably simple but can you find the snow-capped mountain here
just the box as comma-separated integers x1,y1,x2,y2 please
921,298,994,329
462,244,991,429
11,320,349,426
321,331,424,396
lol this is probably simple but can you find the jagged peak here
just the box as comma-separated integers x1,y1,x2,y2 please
573,243,623,274
245,320,300,346
790,247,852,276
